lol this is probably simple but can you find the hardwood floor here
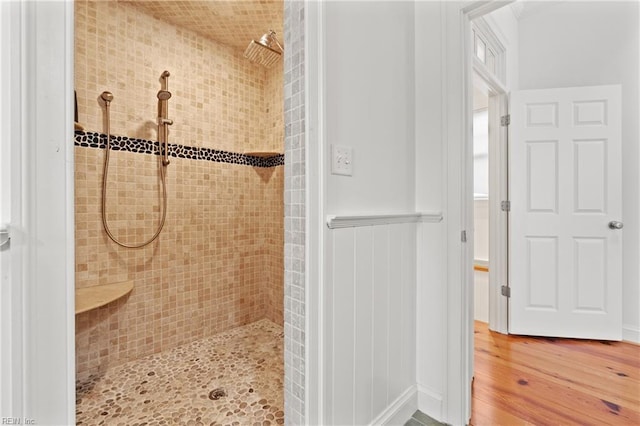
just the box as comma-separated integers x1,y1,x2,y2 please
471,321,640,425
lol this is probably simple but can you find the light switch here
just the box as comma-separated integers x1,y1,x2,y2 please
331,145,353,176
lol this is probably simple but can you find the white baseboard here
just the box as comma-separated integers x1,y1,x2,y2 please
623,324,640,344
370,385,417,426
417,384,443,423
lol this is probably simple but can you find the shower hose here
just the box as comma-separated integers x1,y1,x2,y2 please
101,95,168,248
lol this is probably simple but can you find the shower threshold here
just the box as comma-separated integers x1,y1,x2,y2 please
76,319,284,425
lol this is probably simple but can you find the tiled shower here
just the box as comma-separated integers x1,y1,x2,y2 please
74,0,285,423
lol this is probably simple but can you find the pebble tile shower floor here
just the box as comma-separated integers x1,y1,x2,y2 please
76,319,284,425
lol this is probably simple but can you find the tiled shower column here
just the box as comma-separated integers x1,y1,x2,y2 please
284,1,306,424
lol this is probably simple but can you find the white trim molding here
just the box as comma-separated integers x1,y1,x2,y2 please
0,1,24,416
326,212,443,229
464,0,515,21
304,0,324,423
19,1,76,422
623,324,640,344
369,385,418,426
417,384,444,423
420,212,444,223
327,213,421,229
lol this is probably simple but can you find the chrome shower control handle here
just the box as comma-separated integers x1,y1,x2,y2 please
609,221,624,230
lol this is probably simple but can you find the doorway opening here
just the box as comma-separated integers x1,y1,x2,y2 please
469,16,509,335
466,2,630,424
472,74,490,325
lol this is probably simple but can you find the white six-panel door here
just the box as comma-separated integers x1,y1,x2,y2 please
509,85,622,340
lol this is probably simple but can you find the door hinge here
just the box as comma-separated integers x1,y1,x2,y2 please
461,230,467,243
0,228,10,248
501,200,511,212
501,114,511,126
501,285,511,297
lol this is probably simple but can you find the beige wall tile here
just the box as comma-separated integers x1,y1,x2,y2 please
75,0,283,381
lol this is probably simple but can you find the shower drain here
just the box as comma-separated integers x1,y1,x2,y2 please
208,388,227,401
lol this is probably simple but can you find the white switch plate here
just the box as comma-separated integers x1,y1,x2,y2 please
331,145,353,176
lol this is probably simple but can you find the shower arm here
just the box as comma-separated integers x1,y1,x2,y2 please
271,31,284,53
161,70,169,91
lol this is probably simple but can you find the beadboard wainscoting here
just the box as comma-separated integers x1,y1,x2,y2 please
324,216,419,425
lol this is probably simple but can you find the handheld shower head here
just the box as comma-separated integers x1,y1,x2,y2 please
157,90,172,100
101,91,114,103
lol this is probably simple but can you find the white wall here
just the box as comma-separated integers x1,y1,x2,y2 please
474,271,489,323
414,1,444,213
473,200,489,263
325,1,415,215
473,199,489,322
414,0,447,419
322,2,418,424
473,110,489,198
518,0,640,342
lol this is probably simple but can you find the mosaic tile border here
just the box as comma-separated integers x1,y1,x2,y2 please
74,131,285,168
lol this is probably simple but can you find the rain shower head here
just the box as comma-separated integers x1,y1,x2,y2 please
244,30,283,68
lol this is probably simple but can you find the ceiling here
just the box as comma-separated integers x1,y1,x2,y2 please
509,0,564,21
122,0,284,52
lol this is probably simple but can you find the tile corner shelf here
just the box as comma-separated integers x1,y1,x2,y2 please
244,151,281,158
76,281,134,314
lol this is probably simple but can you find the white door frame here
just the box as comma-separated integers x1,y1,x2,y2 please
472,58,509,334
0,1,24,416
304,0,325,424
0,1,75,422
442,1,514,424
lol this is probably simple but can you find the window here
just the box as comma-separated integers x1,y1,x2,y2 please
472,19,505,83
